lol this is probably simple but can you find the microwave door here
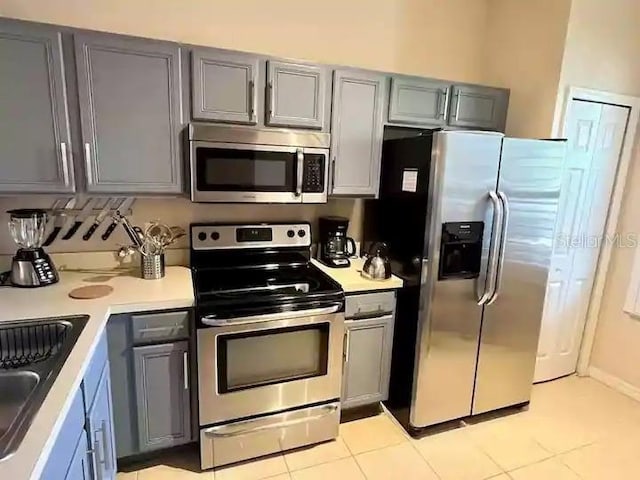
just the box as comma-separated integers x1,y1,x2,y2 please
191,142,301,203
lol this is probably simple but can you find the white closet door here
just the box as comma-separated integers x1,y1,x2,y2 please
535,100,629,382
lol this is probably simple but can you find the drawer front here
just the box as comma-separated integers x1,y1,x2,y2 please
199,402,339,469
345,291,396,319
132,311,190,344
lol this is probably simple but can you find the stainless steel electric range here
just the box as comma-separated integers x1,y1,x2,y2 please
190,222,345,469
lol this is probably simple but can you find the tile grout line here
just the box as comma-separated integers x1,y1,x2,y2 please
405,437,443,480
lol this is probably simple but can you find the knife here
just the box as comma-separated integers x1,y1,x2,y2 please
101,197,135,241
62,198,97,240
82,198,119,241
43,197,76,246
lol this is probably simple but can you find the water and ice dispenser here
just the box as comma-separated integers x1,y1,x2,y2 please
438,222,484,280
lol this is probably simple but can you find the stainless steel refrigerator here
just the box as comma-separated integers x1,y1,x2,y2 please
364,129,566,431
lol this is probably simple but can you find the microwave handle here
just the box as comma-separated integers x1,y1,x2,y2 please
295,148,304,197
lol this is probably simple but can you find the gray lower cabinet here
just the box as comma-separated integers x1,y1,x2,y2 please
330,70,385,197
133,341,191,451
342,314,395,410
191,49,259,124
266,60,326,129
448,85,509,131
388,77,450,127
106,310,192,459
75,32,183,193
65,430,92,480
41,332,116,480
87,362,118,480
0,20,75,193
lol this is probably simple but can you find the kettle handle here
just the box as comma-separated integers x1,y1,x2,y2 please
346,237,357,257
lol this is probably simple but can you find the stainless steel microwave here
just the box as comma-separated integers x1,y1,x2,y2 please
188,124,330,203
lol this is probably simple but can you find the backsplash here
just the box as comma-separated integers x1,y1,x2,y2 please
0,196,363,255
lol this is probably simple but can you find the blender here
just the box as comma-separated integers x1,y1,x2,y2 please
7,209,59,287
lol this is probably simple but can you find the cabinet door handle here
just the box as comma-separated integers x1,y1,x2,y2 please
248,80,255,122
331,157,336,193
87,447,98,480
84,143,93,185
453,90,462,121
100,420,111,472
92,431,103,480
344,330,350,363
183,351,189,390
439,88,450,119
267,81,274,120
60,142,71,186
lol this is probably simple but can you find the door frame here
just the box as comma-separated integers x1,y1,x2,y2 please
553,86,640,376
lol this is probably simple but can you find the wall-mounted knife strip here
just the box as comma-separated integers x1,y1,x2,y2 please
43,196,135,243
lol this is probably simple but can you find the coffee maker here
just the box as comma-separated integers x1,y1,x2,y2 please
7,209,59,287
317,216,356,268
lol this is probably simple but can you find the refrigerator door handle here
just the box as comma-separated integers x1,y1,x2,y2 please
487,191,510,305
478,190,503,305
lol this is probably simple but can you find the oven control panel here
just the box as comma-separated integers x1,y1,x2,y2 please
192,223,311,250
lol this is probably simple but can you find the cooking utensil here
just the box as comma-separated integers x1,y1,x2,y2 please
62,198,97,240
144,221,172,250
120,215,144,248
43,198,76,246
361,242,392,281
101,197,135,241
83,198,118,241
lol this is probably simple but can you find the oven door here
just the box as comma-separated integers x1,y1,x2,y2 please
197,306,345,425
191,141,303,203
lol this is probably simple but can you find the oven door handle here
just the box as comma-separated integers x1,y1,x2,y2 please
202,403,339,438
201,304,341,326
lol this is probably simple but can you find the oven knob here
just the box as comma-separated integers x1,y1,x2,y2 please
298,229,306,238
197,232,207,241
287,229,295,238
210,231,220,241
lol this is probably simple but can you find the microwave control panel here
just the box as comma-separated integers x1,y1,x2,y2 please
303,156,325,193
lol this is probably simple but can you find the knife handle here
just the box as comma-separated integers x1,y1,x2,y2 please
101,221,119,241
62,221,83,240
43,226,61,247
83,223,100,241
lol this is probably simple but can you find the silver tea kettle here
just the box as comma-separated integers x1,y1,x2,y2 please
361,242,392,281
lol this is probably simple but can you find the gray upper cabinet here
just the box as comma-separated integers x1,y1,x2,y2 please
330,70,385,197
192,49,258,124
342,315,395,409
74,32,183,194
388,77,450,127
448,85,508,131
0,20,75,193
266,61,326,129
133,341,191,452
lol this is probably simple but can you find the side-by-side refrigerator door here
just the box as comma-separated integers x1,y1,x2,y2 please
410,131,503,428
472,138,566,415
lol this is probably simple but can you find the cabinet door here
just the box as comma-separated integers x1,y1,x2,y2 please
133,341,191,451
65,431,91,480
0,20,75,193
87,363,117,480
448,85,508,131
388,77,450,127
75,32,183,194
342,315,395,409
266,61,326,129
330,70,385,197
191,49,259,124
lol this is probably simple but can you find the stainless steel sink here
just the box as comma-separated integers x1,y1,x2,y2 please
0,315,88,462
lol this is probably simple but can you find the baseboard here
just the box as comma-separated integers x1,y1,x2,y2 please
588,366,640,402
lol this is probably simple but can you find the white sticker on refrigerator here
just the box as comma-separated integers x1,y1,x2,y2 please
401,169,418,192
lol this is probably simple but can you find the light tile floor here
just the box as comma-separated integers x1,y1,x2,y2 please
117,376,640,479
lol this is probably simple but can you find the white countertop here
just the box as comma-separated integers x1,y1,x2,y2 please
0,259,401,478
0,266,194,480
312,258,404,293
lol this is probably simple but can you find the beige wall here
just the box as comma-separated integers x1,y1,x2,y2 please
482,0,571,138
0,0,489,83
556,0,640,387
